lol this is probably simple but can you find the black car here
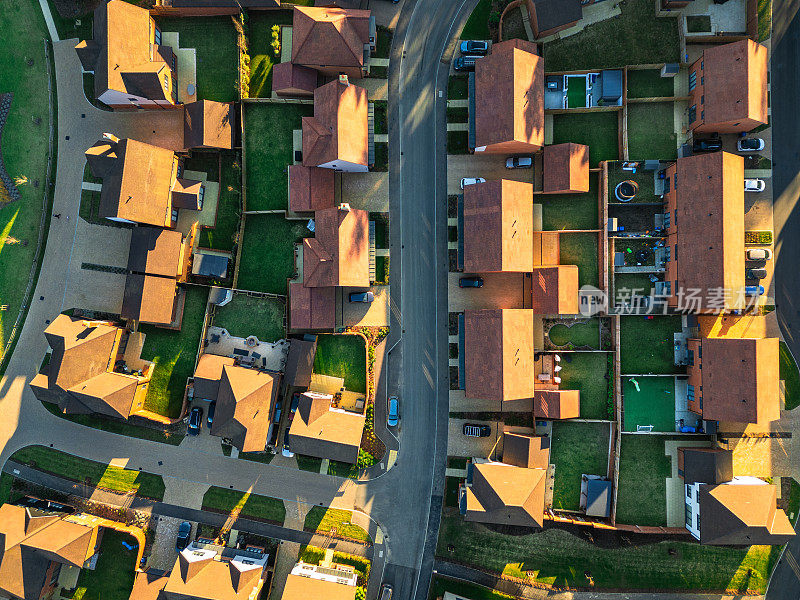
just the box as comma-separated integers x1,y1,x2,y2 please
692,138,722,153
453,56,477,72
176,521,192,552
288,393,301,423
460,40,489,55
459,276,484,288
273,398,283,424
463,423,492,437
188,406,203,436
207,401,216,427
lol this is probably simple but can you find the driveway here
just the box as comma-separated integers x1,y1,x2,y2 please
342,285,390,326
448,272,525,311
447,154,534,195
447,418,502,459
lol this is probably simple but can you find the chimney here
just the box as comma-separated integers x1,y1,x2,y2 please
338,74,350,86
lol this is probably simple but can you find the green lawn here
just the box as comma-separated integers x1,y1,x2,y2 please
296,454,323,473
248,10,294,98
375,256,389,285
237,214,311,294
758,0,772,42
314,334,367,394
202,486,286,523
156,16,238,102
140,285,209,418
550,421,609,510
244,103,313,210
460,0,491,39
198,152,241,251
447,131,469,155
626,69,675,98
559,232,599,288
239,451,274,464
0,0,53,366
436,513,779,593
444,476,461,508
212,292,285,342
65,530,138,600
780,341,800,410
374,101,388,135
622,376,676,432
558,352,611,420
607,160,657,201
627,103,677,160
304,506,371,543
448,76,469,100
375,26,393,59
619,315,683,374
614,272,654,305
548,319,600,348
616,434,674,526
299,545,370,586
541,173,599,231
11,445,165,499
551,112,619,167
543,0,680,71
429,577,512,600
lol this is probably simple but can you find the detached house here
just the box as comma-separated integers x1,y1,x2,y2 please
472,39,544,154
688,39,768,134
287,392,366,463
281,560,358,600
76,0,177,109
542,143,590,194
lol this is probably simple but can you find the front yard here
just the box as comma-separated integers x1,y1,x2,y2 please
304,506,371,543
622,376,676,432
615,434,674,526
244,102,314,211
248,10,294,98
140,285,209,418
780,341,800,410
557,352,612,420
314,334,367,394
550,421,610,511
65,530,138,600
627,102,677,160
559,232,599,288
619,315,683,374
540,173,599,231
212,292,285,342
202,486,286,524
551,112,619,167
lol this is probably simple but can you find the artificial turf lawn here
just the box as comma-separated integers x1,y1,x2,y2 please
212,292,285,342
198,152,241,251
304,506,371,543
66,530,138,600
548,319,600,348
559,232,599,288
202,486,286,524
566,76,587,108
551,111,619,167
156,16,238,102
781,341,800,410
616,434,674,526
0,0,52,362
313,334,367,394
541,173,599,231
619,315,683,374
140,286,209,418
557,352,611,421
435,513,779,593
627,103,678,160
248,10,294,98
244,103,314,210
550,421,610,510
11,445,165,499
626,69,675,98
236,214,312,294
622,376,676,432
542,0,680,71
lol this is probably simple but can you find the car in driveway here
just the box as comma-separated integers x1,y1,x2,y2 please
459,276,483,288
460,177,485,189
207,401,216,427
282,438,294,458
460,40,489,55
692,138,722,153
746,247,772,261
737,138,765,152
387,396,399,427
505,156,532,169
746,267,768,280
273,399,283,424
288,393,300,423
463,423,492,437
176,521,192,552
745,178,766,192
453,55,477,71
187,406,203,436
349,291,374,303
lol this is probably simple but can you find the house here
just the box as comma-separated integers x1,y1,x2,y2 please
149,0,281,17
473,39,544,154
662,152,745,312
0,504,100,600
30,314,155,420
192,354,236,401
687,39,768,134
679,448,794,544
283,337,318,391
686,336,780,424
129,541,269,600
288,284,337,332
288,165,335,213
302,79,369,172
528,0,583,38
272,63,318,98
501,432,550,468
280,561,358,600
290,6,375,80
287,392,366,463
75,0,177,109
183,100,235,150
533,389,580,420
85,135,204,228
542,143,590,194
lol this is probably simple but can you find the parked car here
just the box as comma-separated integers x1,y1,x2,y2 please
505,156,533,169
746,247,773,261
176,521,192,552
187,406,203,436
746,267,768,280
460,177,485,189
737,138,765,152
349,291,375,303
460,40,489,55
692,138,722,153
273,399,283,424
745,285,765,296
387,396,399,427
207,401,216,427
453,55,477,72
288,393,301,423
745,178,766,192
282,438,294,458
459,276,484,288
463,423,492,437
380,584,393,600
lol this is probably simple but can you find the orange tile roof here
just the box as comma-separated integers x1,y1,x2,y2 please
303,207,369,288
465,462,546,527
702,40,768,129
542,143,590,194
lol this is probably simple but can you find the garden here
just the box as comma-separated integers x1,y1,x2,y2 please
615,434,675,526
65,530,138,600
212,292,285,343
247,10,294,98
304,506,371,543
559,232,600,288
547,319,600,349
556,352,613,421
614,272,655,305
185,151,242,252
619,315,683,374
313,334,367,394
550,421,610,511
622,375,676,432
627,102,678,161
606,160,658,201
540,173,599,231
201,486,286,524
626,69,675,99
551,112,619,168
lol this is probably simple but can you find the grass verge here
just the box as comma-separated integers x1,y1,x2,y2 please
780,341,800,410
304,506,371,543
202,486,285,523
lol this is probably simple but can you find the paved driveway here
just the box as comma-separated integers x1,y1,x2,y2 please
447,154,534,195
340,172,389,212
448,272,525,311
342,285,390,326
447,418,502,459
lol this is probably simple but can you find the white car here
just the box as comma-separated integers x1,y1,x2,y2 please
744,178,765,193
460,177,485,189
737,138,765,152
746,247,773,261
505,156,533,169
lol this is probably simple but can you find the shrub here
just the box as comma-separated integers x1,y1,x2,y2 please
745,230,772,245
606,353,615,419
356,588,366,600
357,449,376,469
271,25,281,56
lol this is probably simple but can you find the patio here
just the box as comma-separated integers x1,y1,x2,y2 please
204,326,289,372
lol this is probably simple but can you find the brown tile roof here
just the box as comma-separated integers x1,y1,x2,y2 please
184,100,234,150
463,180,533,273
679,447,733,485
283,338,318,389
289,283,336,331
475,39,543,152
171,178,204,210
533,389,580,419
289,165,336,213
121,274,179,326
163,549,265,600
502,433,550,469
272,62,318,97
702,40,768,129
700,337,780,424
281,573,357,600
530,266,579,315
211,365,281,452
288,392,366,463
193,354,236,401
128,570,168,600
542,143,589,193
531,0,582,35
303,207,369,288
464,309,534,402
465,462,546,527
533,231,560,266
291,6,371,71
302,80,369,169
127,227,183,278
698,482,795,545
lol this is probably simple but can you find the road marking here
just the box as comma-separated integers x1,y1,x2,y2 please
785,549,800,581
